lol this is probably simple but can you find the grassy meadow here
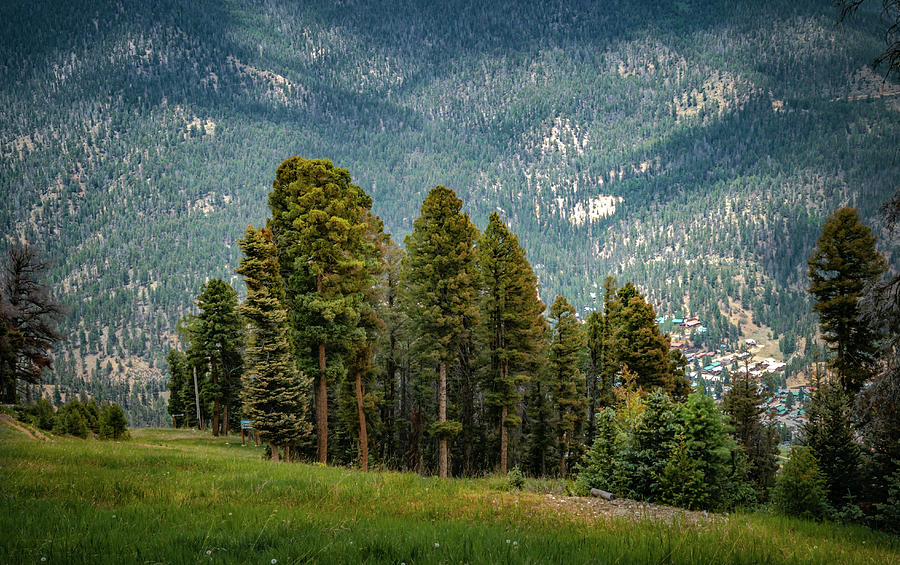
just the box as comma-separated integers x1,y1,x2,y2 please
1,425,897,564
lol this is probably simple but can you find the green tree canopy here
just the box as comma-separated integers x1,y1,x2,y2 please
237,226,312,461
808,207,887,394
402,186,480,477
607,282,689,398
478,212,547,473
547,295,587,479
195,278,244,436
267,156,377,464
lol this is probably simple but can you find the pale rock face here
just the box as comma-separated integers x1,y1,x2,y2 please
569,195,623,226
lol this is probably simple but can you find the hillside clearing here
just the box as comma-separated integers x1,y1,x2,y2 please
1,428,897,564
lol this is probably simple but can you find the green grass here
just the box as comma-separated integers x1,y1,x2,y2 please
1,428,897,564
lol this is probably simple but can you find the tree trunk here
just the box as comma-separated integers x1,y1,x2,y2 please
316,273,328,464
438,359,448,478
586,368,597,446
212,399,220,437
356,368,368,472
317,341,327,464
284,445,291,462
500,404,508,475
384,331,396,464
211,360,220,436
223,403,229,436
559,436,567,479
271,444,280,462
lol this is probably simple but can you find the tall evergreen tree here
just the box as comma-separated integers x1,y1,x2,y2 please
165,349,190,427
808,207,887,395
267,157,376,464
523,375,554,476
403,186,480,478
547,295,587,479
376,240,407,468
478,212,547,473
237,226,312,461
584,276,618,445
721,371,778,498
608,282,688,398
803,378,860,506
195,279,244,436
338,213,388,472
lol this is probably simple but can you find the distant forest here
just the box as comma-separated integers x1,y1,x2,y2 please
1,0,898,424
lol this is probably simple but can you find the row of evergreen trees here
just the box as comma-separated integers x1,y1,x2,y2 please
13,396,130,440
166,157,772,489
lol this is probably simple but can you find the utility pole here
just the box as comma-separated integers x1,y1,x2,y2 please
193,365,202,429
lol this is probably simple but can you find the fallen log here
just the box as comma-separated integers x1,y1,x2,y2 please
590,488,616,500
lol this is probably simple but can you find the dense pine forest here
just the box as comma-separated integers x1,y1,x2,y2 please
1,1,898,425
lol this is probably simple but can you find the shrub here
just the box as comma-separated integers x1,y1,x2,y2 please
53,402,89,438
506,466,525,491
773,446,831,520
575,408,621,495
875,463,900,533
99,403,130,440
658,433,706,509
15,398,55,431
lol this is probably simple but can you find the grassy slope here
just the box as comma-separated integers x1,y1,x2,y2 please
1,428,897,564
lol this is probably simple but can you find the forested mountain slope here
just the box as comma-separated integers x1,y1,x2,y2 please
1,0,897,424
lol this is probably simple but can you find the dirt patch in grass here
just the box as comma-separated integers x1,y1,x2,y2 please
532,493,726,525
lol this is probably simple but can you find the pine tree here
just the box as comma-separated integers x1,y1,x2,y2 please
585,276,618,445
607,282,688,398
478,212,547,473
237,226,312,460
773,446,830,520
195,279,244,437
808,207,887,395
523,376,554,477
721,371,778,499
547,295,587,479
620,388,679,500
575,407,622,494
338,213,388,472
802,378,860,507
403,186,480,478
267,157,376,464
674,393,743,510
98,403,129,440
165,349,190,427
375,240,407,468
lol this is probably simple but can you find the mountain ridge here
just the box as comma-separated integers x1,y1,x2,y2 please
1,0,897,424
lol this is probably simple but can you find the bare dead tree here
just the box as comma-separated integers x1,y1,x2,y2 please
0,242,65,403
839,0,900,79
